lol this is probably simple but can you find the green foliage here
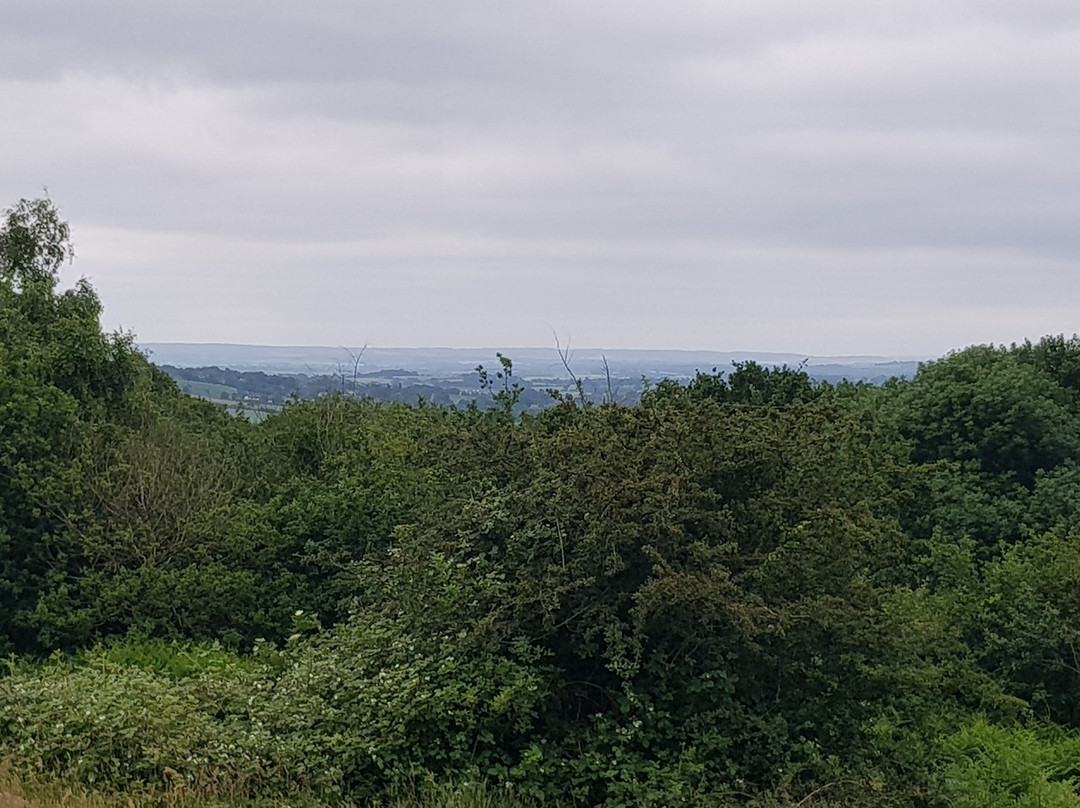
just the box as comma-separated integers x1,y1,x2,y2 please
0,653,262,792
81,638,270,679
15,200,1080,805
345,398,910,803
257,616,549,801
0,622,549,803
1027,462,1080,533
649,360,825,408
1013,333,1080,397
0,197,74,287
476,353,523,414
975,532,1080,725
943,718,1080,808
0,198,144,653
894,345,1080,486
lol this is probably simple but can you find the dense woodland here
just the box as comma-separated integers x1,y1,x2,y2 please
5,199,1080,807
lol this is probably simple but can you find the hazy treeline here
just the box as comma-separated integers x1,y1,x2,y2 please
159,363,462,408
5,199,1080,807
158,362,639,411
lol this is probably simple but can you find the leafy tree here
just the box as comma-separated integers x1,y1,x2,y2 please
350,397,909,802
0,197,74,287
0,198,229,651
0,198,140,651
1014,333,1080,398
894,346,1080,487
648,360,826,408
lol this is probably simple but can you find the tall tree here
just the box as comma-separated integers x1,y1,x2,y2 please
0,198,141,651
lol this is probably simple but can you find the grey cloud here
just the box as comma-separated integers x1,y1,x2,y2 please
2,1,1079,354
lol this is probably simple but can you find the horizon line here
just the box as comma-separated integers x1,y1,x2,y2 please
139,341,930,363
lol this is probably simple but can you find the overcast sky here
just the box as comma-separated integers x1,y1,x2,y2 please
3,1,1079,356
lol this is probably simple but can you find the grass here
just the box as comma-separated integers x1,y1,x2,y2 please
0,767,530,808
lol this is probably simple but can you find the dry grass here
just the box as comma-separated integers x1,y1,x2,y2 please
0,765,531,808
0,764,253,808
0,793,33,808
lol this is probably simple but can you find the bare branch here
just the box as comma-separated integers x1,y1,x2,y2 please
601,354,613,404
340,344,368,396
552,330,586,406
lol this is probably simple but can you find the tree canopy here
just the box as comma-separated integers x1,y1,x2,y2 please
5,199,1080,807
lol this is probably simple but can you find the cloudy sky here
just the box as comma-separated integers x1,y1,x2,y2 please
3,1,1079,356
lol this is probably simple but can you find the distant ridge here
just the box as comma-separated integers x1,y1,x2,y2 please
141,343,925,384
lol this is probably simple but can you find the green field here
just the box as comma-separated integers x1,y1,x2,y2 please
177,380,239,400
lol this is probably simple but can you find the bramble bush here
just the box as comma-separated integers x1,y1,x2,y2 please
0,612,551,803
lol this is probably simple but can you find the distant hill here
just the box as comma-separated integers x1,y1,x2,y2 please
141,343,924,385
